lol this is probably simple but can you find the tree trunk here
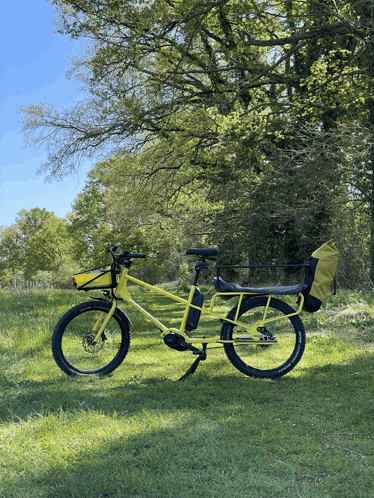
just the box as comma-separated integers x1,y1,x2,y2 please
367,60,374,286
361,2,374,285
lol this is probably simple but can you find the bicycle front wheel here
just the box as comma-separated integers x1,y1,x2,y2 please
52,300,131,376
221,296,305,379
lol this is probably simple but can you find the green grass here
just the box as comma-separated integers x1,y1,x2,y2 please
0,287,373,498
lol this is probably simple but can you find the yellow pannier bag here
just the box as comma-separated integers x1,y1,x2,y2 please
73,266,119,291
303,240,339,313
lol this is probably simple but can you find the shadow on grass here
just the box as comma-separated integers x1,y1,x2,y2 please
1,350,373,498
1,351,373,423
2,352,374,498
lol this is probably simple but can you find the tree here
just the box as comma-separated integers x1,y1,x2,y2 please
20,1,367,178
67,178,112,266
0,224,24,276
22,214,70,280
0,207,76,286
0,208,57,276
68,153,216,282
18,0,374,282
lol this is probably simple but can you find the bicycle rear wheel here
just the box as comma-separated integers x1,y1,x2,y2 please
221,296,305,379
52,300,131,376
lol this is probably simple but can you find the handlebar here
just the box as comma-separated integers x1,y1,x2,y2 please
123,252,146,259
106,243,146,265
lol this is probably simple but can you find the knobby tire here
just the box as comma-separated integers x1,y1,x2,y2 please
221,296,305,379
52,300,131,376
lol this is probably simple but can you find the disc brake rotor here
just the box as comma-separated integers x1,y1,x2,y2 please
82,332,106,353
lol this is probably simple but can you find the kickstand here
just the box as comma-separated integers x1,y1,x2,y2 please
178,344,207,381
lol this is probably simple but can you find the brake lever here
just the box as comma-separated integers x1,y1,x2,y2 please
117,250,130,264
106,242,121,254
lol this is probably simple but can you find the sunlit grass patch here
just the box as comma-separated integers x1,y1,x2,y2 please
0,289,373,498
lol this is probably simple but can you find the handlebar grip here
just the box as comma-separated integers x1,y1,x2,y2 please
129,253,146,258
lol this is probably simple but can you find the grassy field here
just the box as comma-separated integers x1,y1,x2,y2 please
0,286,373,498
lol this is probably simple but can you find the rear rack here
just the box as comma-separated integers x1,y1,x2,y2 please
215,263,310,292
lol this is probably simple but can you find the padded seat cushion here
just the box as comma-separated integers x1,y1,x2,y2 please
186,248,218,258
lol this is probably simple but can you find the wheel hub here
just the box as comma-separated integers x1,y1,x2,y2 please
82,332,106,353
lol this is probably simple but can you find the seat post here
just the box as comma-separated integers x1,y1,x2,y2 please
193,257,207,285
192,269,200,286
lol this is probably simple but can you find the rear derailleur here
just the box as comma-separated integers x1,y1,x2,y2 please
256,326,276,348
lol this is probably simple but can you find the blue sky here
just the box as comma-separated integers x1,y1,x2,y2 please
0,0,92,227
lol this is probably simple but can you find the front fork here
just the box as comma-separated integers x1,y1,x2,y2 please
92,299,118,343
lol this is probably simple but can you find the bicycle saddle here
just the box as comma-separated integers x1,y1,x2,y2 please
186,248,218,258
211,277,306,296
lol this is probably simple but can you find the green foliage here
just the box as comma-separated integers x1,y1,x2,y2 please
67,179,112,267
0,223,24,273
0,268,13,287
68,153,217,282
21,0,373,178
15,1,374,285
0,207,77,288
23,216,70,280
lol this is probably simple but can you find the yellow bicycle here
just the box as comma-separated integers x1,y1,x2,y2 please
52,243,309,380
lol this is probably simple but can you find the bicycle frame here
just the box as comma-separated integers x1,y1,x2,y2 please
92,266,305,346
